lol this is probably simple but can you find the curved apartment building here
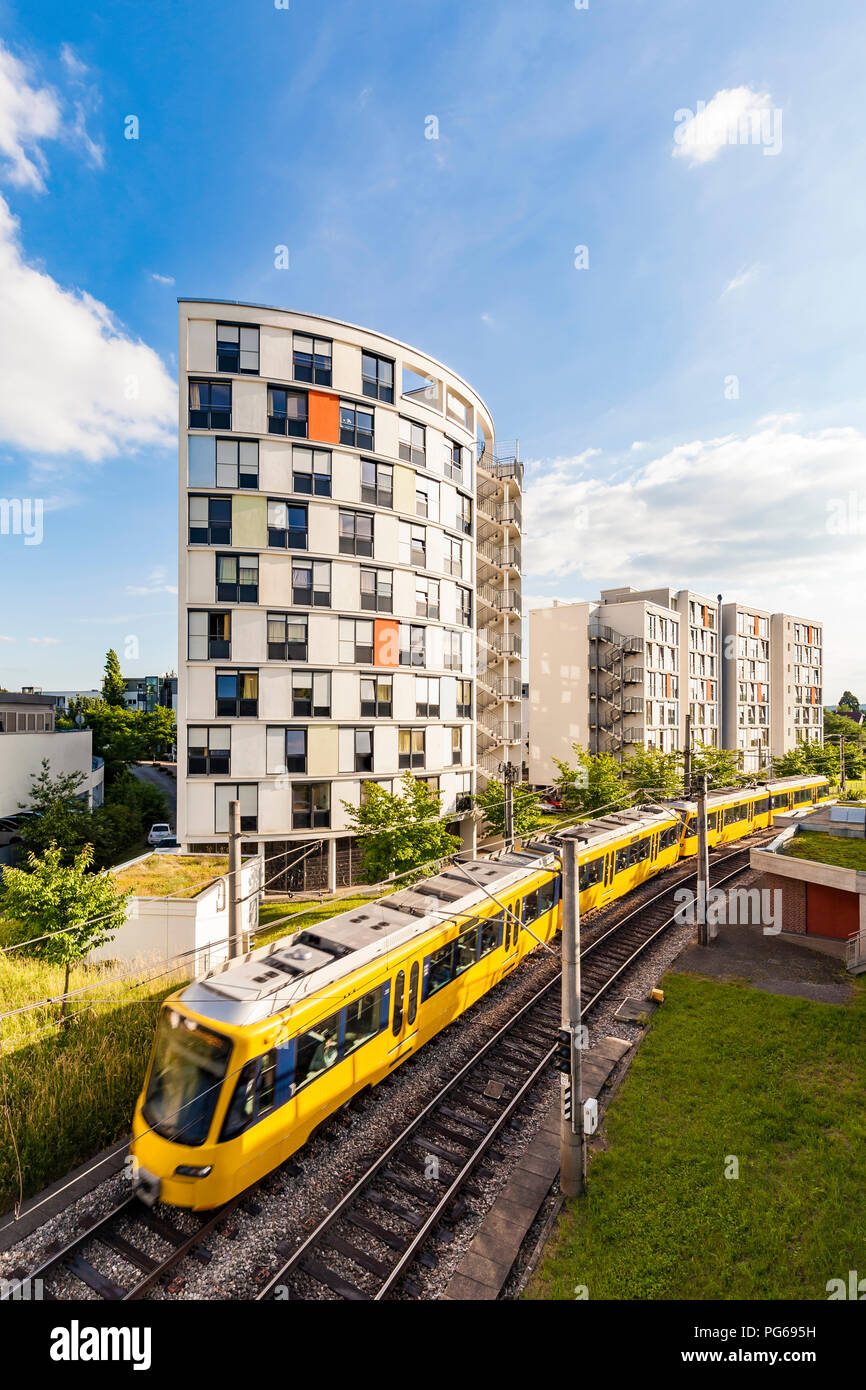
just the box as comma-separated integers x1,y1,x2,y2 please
177,301,521,889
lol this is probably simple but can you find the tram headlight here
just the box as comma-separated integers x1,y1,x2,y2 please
174,1165,213,1178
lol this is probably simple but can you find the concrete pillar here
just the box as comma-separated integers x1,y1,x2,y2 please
459,816,477,857
327,838,337,894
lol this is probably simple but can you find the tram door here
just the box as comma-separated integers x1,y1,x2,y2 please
388,958,421,1063
600,850,616,904
501,905,519,969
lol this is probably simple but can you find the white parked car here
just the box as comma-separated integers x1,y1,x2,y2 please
147,823,174,846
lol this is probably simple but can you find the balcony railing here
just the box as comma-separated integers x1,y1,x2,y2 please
481,631,521,657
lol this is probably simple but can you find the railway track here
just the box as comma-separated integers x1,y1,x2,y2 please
3,835,769,1303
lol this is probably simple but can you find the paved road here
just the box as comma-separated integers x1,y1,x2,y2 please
131,762,178,826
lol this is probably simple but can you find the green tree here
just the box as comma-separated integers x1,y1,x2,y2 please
138,707,177,761
622,746,682,798
687,743,743,789
837,690,860,712
773,748,807,777
1,843,131,1020
69,700,139,783
102,649,126,708
475,778,541,840
17,760,88,861
342,773,460,884
553,745,626,816
801,740,841,781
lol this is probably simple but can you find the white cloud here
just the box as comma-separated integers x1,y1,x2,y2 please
0,196,176,460
28,636,61,645
151,272,175,285
0,634,16,642
630,440,647,451
673,87,777,167
523,420,866,696
125,568,177,597
0,44,61,190
723,265,759,296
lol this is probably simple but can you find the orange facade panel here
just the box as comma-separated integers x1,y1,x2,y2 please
374,619,399,667
706,679,712,700
308,390,340,444
753,614,759,636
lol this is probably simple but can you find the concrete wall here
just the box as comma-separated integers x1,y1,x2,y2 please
528,602,591,784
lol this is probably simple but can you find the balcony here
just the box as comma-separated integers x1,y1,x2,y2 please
623,665,644,684
623,696,644,713
482,631,521,657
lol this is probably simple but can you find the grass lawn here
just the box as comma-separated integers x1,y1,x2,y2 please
526,973,866,1300
112,853,228,898
0,933,183,1209
783,831,866,871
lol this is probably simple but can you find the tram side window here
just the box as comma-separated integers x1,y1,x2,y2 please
295,1010,341,1090
579,858,603,891
522,889,539,924
344,985,384,1058
480,915,500,957
615,846,629,874
426,940,455,997
221,1060,257,1140
632,837,651,864
455,922,479,977
538,878,556,916
660,825,679,850
754,797,769,814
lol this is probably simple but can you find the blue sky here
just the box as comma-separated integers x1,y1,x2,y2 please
0,0,863,698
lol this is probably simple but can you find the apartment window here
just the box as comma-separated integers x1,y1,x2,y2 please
443,440,463,482
458,587,472,627
216,553,258,603
398,729,425,769
458,495,472,536
267,613,307,661
399,623,426,667
339,509,374,556
268,500,308,549
268,386,308,437
399,417,426,467
340,728,374,774
357,459,391,510
215,670,259,717
417,775,439,797
188,610,230,660
189,496,232,545
360,676,392,718
443,630,463,670
292,671,331,718
444,537,463,577
339,619,374,664
293,334,332,387
188,437,259,489
293,783,330,829
415,479,439,520
292,446,331,497
456,680,472,718
267,727,307,775
292,559,330,607
189,380,231,430
451,726,463,765
215,783,258,833
362,352,394,403
400,522,426,567
188,727,231,775
340,401,374,450
415,676,440,718
416,576,439,619
360,567,393,613
216,323,259,374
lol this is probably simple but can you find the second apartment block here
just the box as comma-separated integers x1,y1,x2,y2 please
529,587,822,784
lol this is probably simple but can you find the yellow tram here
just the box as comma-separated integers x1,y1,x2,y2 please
131,774,830,1208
